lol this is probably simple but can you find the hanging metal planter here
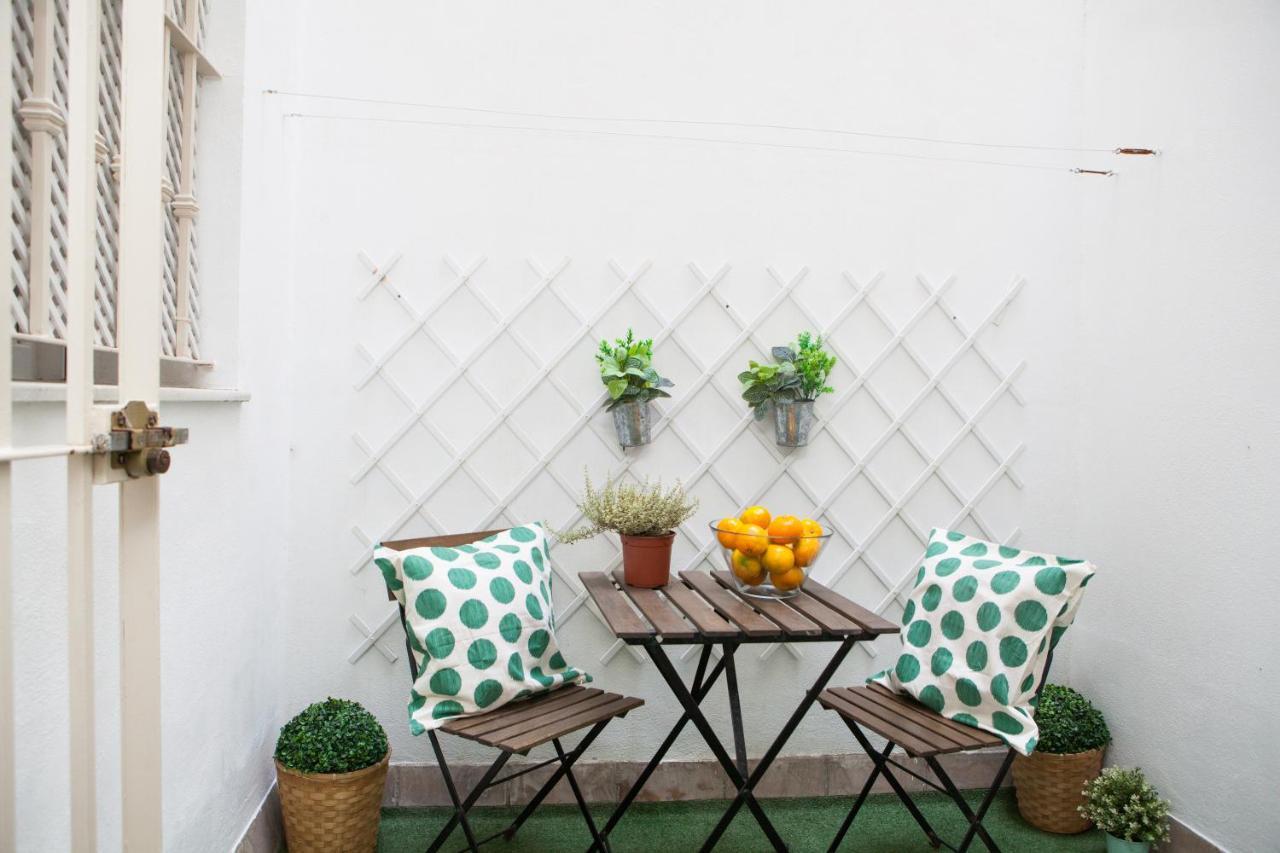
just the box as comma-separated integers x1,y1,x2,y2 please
773,399,815,447
612,399,653,448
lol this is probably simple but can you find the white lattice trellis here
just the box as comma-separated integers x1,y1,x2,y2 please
347,254,1024,669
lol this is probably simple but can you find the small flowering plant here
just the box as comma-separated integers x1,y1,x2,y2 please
1079,767,1171,845
556,470,698,542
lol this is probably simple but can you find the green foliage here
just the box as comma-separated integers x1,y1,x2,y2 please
1035,684,1111,754
596,329,673,411
275,698,388,774
1079,767,1171,844
738,331,836,419
556,470,698,542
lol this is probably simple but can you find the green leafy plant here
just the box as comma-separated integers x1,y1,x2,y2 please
1079,767,1171,844
275,698,388,774
1035,684,1111,754
739,331,836,420
596,329,673,411
556,470,698,542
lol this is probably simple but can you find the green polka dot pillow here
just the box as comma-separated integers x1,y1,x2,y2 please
375,523,591,734
869,529,1095,755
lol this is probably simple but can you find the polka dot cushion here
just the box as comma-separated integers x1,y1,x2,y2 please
375,523,591,734
869,529,1094,755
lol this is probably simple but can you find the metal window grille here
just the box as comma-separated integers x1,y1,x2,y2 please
8,0,214,361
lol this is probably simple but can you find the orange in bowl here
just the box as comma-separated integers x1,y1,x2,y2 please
731,550,767,585
739,505,772,529
736,523,769,557
771,568,806,591
762,544,796,575
715,517,743,549
767,515,803,546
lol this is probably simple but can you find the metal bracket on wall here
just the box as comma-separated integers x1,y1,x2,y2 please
92,400,189,484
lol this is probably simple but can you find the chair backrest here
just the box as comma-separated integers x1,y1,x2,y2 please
378,529,508,682
379,530,507,602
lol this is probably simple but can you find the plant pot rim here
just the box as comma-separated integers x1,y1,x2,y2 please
619,530,675,540
1024,745,1106,760
274,749,390,782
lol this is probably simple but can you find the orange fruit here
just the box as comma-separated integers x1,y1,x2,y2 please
761,544,796,575
800,519,823,537
794,537,822,567
771,567,806,591
737,524,769,557
767,515,803,546
731,550,767,585
739,505,771,529
715,517,743,549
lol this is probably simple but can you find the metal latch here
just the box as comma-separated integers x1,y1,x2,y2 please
103,400,189,478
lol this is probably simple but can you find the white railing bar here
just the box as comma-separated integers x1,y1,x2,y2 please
0,0,16,838
0,444,96,463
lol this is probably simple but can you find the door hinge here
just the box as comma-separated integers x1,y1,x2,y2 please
92,400,189,482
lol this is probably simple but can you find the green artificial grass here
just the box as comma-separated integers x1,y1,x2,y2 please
378,790,1105,852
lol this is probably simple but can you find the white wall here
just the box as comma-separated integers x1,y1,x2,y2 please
272,0,1087,779
1054,3,1280,851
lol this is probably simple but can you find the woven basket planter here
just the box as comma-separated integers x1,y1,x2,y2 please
1012,747,1104,834
275,751,389,852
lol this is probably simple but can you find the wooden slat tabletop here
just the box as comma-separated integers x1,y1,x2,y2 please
579,569,896,644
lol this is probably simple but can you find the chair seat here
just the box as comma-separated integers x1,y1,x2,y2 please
440,686,643,754
819,683,1003,758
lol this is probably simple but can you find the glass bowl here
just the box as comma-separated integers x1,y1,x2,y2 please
709,521,833,599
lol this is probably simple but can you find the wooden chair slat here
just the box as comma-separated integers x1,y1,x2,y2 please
827,686,959,755
834,688,978,754
580,572,655,640
709,571,822,638
471,692,624,748
678,571,783,638
660,577,739,639
782,590,866,637
501,694,644,754
863,683,1002,748
611,569,698,640
800,580,899,635
818,688,938,758
443,686,602,737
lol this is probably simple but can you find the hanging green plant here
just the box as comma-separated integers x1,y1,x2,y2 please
596,329,674,411
739,331,836,420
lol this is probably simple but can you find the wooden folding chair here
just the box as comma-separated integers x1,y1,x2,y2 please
383,531,643,853
818,652,1053,853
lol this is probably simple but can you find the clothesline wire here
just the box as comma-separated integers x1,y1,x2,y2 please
265,89,1118,155
283,111,1089,175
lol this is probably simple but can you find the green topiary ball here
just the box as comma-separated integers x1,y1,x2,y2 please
275,698,388,774
1035,684,1110,754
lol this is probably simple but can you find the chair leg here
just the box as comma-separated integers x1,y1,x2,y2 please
926,750,1015,853
553,738,612,853
843,719,942,849
426,731,511,853
827,740,892,852
499,720,611,843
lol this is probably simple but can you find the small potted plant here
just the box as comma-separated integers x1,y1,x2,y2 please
274,698,390,853
557,470,698,587
1012,684,1111,833
1079,767,1171,853
739,331,835,446
596,329,674,448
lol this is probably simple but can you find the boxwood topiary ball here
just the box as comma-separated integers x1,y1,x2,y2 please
275,697,388,774
1035,684,1110,754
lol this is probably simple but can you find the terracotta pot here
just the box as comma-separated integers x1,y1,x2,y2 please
275,751,389,852
620,532,675,588
1012,746,1104,834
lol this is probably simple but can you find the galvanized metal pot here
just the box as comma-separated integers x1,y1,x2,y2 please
773,400,814,446
612,400,652,448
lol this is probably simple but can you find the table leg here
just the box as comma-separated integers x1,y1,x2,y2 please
700,637,857,853
723,646,748,777
592,645,728,850
646,641,789,853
